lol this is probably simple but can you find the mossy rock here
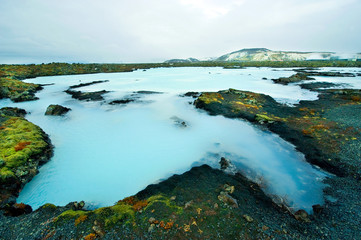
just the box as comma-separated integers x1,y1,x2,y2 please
45,104,71,116
56,209,88,222
255,114,276,124
144,195,183,217
0,110,52,204
94,204,135,227
41,203,57,210
0,77,40,102
0,107,27,118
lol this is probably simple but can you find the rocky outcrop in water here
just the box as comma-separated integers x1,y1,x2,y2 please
65,89,109,101
272,69,356,86
195,88,361,178
299,82,347,91
181,92,200,98
294,69,356,77
0,78,42,102
109,99,135,105
45,104,71,116
272,73,314,85
68,80,109,89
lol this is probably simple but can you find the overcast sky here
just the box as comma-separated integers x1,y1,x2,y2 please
0,0,360,64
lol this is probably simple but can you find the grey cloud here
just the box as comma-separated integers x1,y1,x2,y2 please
0,0,360,63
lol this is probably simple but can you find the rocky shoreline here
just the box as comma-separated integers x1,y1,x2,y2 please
192,71,361,239
194,88,361,179
0,108,53,211
0,65,361,239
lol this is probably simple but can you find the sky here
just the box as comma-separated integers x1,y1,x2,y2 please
0,0,360,64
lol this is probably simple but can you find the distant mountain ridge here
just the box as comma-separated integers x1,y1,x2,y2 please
217,48,361,61
164,58,200,63
165,48,361,63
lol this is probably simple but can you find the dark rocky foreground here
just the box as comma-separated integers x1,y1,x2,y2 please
2,164,360,240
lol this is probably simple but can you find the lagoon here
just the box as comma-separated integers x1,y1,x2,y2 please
1,67,350,211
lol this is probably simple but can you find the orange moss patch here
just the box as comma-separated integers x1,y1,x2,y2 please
118,196,148,211
84,233,97,240
312,124,330,130
13,203,26,209
119,196,137,205
75,215,88,226
132,199,148,211
14,141,31,151
299,107,316,115
302,129,313,136
164,221,174,230
351,96,361,102
211,93,224,100
198,93,224,104
159,221,165,228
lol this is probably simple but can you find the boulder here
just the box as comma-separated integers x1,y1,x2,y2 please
72,200,85,210
4,203,33,217
45,104,71,116
218,191,238,208
312,204,323,215
294,209,311,222
219,157,230,170
243,214,254,223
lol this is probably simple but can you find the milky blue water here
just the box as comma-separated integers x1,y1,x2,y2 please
296,67,361,89
1,67,352,212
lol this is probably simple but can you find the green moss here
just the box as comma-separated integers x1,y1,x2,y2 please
94,203,135,227
41,203,57,209
255,114,276,124
145,194,183,215
197,93,224,104
0,77,39,101
0,116,49,179
0,167,15,181
56,210,88,223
